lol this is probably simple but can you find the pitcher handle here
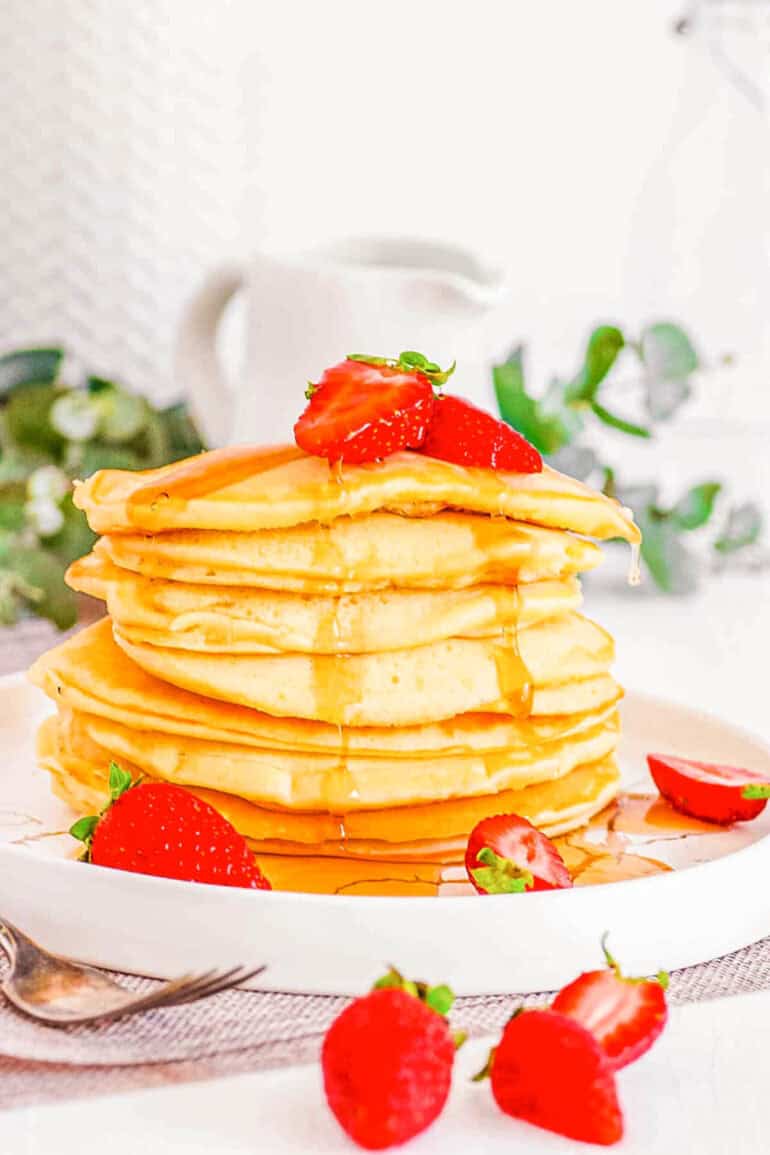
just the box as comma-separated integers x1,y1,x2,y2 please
174,265,244,447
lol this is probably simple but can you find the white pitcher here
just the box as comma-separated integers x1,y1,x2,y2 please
175,236,507,447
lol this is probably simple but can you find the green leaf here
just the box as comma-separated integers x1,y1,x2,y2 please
636,508,699,594
44,494,96,566
742,784,770,800
0,348,63,397
78,443,144,475
565,325,625,402
645,377,692,421
5,383,66,457
670,482,721,531
69,815,99,843
108,761,134,801
641,322,698,380
425,984,455,1017
714,503,763,554
547,445,599,482
0,483,26,530
470,846,534,894
590,401,651,439
50,390,100,441
158,402,205,457
493,349,572,454
3,544,78,628
96,388,149,444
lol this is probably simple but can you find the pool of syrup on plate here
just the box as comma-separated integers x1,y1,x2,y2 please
254,793,720,897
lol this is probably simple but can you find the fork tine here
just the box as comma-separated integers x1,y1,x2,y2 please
157,964,266,1008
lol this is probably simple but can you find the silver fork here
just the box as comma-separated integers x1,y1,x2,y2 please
0,919,265,1026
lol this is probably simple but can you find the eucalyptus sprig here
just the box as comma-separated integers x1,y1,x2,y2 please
493,322,763,593
0,346,204,628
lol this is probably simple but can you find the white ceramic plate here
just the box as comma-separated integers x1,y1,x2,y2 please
1,673,769,994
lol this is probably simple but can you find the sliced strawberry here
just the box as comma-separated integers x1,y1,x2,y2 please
419,394,542,472
647,752,770,825
487,1009,623,1145
294,353,445,464
465,813,572,894
552,938,668,1069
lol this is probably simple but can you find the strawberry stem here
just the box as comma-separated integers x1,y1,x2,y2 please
371,967,455,1017
470,846,534,894
346,351,456,388
69,761,138,861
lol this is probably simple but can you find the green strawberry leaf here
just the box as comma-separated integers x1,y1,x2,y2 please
108,761,134,801
641,322,698,380
425,984,455,1017
565,325,625,403
69,815,99,843
470,846,534,894
0,348,63,397
714,503,763,554
741,784,770,800
670,482,721,531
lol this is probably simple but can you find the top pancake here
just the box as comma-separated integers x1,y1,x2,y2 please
74,445,640,542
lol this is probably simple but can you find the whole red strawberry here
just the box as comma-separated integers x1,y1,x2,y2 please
647,752,770,825
465,813,572,894
294,352,453,464
419,394,542,472
552,936,668,1069
70,762,271,889
486,1009,623,1146
322,968,456,1150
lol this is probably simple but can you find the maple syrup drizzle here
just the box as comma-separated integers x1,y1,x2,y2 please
126,445,304,525
493,595,534,718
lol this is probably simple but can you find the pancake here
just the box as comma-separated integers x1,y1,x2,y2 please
68,552,583,654
39,716,620,859
94,513,603,593
73,446,640,541
114,611,615,726
30,619,622,756
56,706,619,809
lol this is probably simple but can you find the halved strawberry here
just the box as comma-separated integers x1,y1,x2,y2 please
294,352,452,464
465,813,572,894
485,1009,623,1145
647,752,770,825
419,394,542,472
552,937,668,1069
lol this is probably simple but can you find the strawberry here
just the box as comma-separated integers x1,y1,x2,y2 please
484,1008,623,1146
322,967,457,1150
294,351,454,464
70,762,271,889
552,936,668,1069
465,813,572,894
647,752,770,825
419,394,542,472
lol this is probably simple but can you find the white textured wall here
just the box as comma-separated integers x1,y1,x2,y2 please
0,0,767,403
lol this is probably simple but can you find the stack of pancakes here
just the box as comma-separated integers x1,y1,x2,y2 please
29,446,639,895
